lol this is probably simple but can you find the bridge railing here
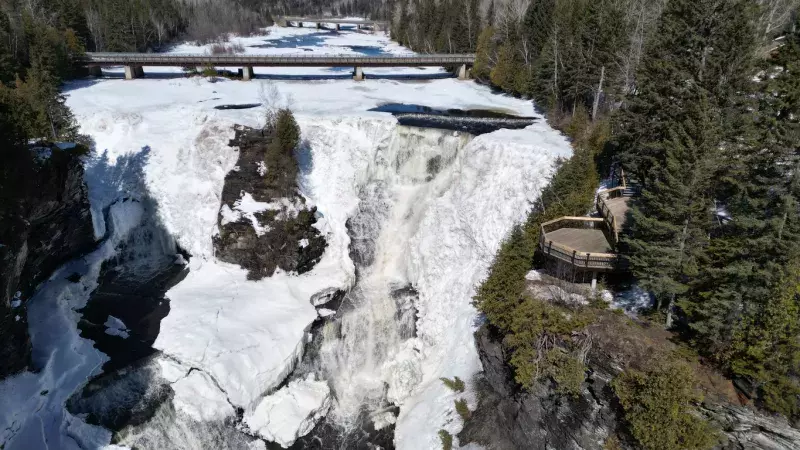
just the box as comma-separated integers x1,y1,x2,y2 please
81,53,476,67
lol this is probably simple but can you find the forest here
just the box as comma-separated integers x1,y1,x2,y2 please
421,0,800,446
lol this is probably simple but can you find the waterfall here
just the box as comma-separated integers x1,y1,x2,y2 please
314,125,472,427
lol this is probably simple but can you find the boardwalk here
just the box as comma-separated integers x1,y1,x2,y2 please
538,172,635,283
604,196,631,230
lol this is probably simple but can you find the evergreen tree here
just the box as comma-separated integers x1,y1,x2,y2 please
689,16,800,416
473,27,496,80
619,0,758,327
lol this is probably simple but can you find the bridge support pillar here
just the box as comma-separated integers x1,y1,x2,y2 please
316,22,321,29
455,64,469,80
88,66,102,77
124,65,143,80
353,66,364,81
242,66,254,81
298,22,303,28
336,24,341,31
590,272,598,291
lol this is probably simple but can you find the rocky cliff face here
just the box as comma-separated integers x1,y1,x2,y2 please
462,324,800,450
214,126,326,279
460,325,620,450
0,145,96,378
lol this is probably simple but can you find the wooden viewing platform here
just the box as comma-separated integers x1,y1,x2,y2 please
539,217,623,274
539,174,635,283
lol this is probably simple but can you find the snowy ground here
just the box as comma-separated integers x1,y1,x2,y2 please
0,25,573,450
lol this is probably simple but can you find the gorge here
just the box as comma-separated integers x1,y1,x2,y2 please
0,25,572,450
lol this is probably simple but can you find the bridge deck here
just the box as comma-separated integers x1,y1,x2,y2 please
281,17,386,25
83,53,475,68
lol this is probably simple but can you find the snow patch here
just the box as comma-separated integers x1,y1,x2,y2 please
220,192,307,236
317,308,335,318
525,270,542,282
243,374,331,448
103,315,130,339
172,370,235,422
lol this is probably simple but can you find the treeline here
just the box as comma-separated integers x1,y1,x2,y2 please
617,0,800,419
446,0,800,437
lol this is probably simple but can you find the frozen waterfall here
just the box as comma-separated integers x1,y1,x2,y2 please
298,117,566,447
317,126,471,426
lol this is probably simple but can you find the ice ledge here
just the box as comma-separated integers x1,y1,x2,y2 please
243,374,332,448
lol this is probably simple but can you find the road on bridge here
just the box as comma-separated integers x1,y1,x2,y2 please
80,53,476,81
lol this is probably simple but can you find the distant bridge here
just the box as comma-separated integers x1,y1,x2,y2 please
275,16,388,31
81,52,475,81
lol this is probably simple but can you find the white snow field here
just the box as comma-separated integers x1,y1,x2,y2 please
243,374,332,447
0,25,572,450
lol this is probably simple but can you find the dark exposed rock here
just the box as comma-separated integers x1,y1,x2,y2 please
460,325,620,450
66,355,173,431
0,145,96,378
391,284,418,340
463,324,800,450
77,248,189,373
286,409,397,450
214,126,326,279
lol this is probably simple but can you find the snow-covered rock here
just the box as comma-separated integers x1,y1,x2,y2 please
103,315,130,339
172,370,235,422
243,375,332,448
525,270,542,281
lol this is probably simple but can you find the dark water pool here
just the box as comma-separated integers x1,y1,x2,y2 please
214,103,262,110
369,103,538,135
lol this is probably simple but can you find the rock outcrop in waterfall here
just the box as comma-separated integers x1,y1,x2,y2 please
214,125,326,279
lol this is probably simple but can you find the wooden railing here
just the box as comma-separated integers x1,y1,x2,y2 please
539,217,624,271
596,192,621,245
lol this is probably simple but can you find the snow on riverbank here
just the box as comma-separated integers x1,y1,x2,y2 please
0,202,147,449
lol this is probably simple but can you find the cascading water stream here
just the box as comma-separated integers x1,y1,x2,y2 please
311,126,472,430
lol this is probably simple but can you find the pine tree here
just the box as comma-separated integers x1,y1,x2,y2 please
490,43,521,92
619,0,758,327
626,95,720,327
521,0,554,61
473,27,496,80
691,16,800,416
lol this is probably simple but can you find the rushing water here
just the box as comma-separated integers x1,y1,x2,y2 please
296,126,472,439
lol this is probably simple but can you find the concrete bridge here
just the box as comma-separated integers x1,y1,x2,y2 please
82,53,474,81
275,16,388,32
